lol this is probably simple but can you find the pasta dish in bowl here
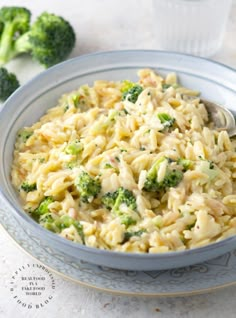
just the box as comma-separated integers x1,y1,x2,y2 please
11,68,236,253
1,50,236,270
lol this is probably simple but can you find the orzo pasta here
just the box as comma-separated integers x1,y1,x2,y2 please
11,69,236,253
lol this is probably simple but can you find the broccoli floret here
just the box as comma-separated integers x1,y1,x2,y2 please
119,215,137,227
75,171,101,203
102,187,137,212
177,158,192,171
14,12,75,68
143,157,183,192
55,215,84,243
123,229,146,242
18,129,33,142
113,187,137,211
39,213,84,243
157,113,175,129
121,82,143,103
102,187,137,226
0,8,75,68
39,213,58,232
101,191,117,210
0,67,19,100
65,140,83,155
21,181,37,192
0,7,31,66
33,196,54,217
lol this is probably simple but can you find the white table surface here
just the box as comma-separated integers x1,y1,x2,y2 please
1,1,236,317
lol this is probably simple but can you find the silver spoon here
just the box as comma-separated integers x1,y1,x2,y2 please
201,99,236,137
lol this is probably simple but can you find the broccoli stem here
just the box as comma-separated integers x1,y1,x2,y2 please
13,32,32,53
0,22,16,65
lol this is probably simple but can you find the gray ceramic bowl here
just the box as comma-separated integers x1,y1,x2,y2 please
1,50,236,271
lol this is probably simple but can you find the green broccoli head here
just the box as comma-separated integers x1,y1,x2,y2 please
0,7,31,65
157,113,175,130
177,158,192,171
102,187,138,227
18,129,33,142
75,171,101,203
123,229,146,242
14,12,76,68
65,140,83,155
21,181,37,192
0,67,20,100
101,191,117,210
102,187,137,213
143,157,183,192
0,6,31,32
39,213,85,243
121,81,143,103
34,196,54,216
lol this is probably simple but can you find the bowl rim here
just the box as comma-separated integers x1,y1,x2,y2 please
1,49,236,260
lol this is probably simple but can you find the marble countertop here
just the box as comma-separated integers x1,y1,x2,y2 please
1,0,236,317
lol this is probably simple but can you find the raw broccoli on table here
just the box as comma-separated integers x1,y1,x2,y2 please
0,7,76,68
0,6,31,66
0,67,19,100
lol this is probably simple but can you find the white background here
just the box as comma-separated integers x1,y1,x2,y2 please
1,1,236,317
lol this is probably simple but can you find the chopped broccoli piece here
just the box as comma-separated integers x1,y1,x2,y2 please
0,67,19,100
18,129,33,142
0,9,75,68
157,113,175,129
123,229,146,242
64,161,78,169
122,84,143,103
65,140,83,155
209,160,214,169
0,6,31,66
104,163,113,169
39,213,84,243
21,181,37,192
162,83,171,90
120,215,137,227
199,160,218,180
39,213,58,232
177,158,192,171
90,109,118,134
101,191,117,210
102,187,137,212
55,215,84,243
75,171,101,203
33,197,54,217
115,156,120,162
185,222,196,231
143,157,183,192
63,104,69,112
102,187,138,227
121,80,136,93
162,83,179,91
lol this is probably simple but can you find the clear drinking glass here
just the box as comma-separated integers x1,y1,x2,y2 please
152,0,232,57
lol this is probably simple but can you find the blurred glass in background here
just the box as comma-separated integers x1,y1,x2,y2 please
152,0,232,57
